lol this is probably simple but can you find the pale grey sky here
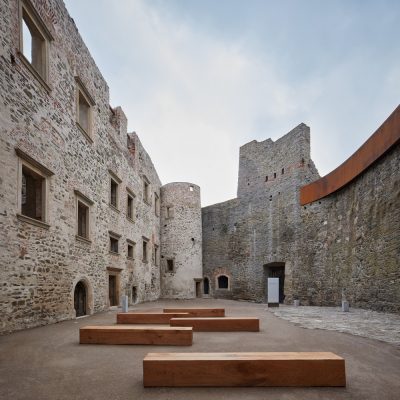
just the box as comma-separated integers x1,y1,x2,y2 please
64,0,399,206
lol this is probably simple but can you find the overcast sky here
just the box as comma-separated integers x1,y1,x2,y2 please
64,0,399,206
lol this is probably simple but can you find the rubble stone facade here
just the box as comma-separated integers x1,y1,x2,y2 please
202,124,400,313
1,0,399,335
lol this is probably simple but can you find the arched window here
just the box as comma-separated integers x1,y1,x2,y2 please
203,277,210,295
217,275,229,289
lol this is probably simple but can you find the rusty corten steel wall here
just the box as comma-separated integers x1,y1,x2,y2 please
300,105,400,205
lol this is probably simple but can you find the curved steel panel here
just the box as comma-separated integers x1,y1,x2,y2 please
300,105,400,205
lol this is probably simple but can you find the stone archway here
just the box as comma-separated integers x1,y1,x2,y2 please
72,277,93,317
74,281,86,317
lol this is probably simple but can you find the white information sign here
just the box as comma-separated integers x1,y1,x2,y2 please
268,278,279,304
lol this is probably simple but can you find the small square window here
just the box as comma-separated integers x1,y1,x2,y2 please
167,259,174,272
77,201,89,239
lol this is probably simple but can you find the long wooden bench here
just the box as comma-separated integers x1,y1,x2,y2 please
170,317,259,332
143,352,346,387
117,312,189,324
163,308,225,317
80,326,193,345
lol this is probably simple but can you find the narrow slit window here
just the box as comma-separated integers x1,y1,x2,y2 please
142,240,148,262
78,91,90,133
110,179,118,208
77,201,89,238
127,194,134,219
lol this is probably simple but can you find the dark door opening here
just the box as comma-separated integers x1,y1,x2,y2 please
131,286,137,304
195,281,201,298
109,275,117,306
203,278,210,295
265,263,285,303
74,281,86,317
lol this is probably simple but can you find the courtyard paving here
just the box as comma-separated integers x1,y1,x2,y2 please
0,299,399,400
270,305,400,348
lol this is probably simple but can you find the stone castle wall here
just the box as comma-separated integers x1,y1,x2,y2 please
0,0,161,333
160,183,203,298
202,124,400,313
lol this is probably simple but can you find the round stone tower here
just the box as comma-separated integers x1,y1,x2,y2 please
160,182,202,298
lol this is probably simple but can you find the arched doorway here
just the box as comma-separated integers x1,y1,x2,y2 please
203,277,210,295
74,281,87,317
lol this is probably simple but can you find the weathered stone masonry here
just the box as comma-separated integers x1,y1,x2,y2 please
0,0,202,334
1,0,398,336
202,121,400,313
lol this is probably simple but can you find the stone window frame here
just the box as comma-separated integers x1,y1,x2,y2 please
16,148,53,229
142,236,150,263
126,187,136,222
154,192,160,216
108,170,122,212
74,189,93,243
153,244,159,266
216,274,231,291
18,0,53,92
142,175,151,205
109,230,121,255
75,76,95,142
165,205,174,219
127,239,135,260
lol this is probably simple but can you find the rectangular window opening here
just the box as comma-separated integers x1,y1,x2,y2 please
110,179,118,208
77,201,89,238
167,259,174,272
127,244,134,259
142,240,148,263
127,194,134,219
110,236,119,254
21,165,45,221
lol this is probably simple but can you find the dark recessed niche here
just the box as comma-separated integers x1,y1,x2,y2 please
191,238,195,241
164,224,167,227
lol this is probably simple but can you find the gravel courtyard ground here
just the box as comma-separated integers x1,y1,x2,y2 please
270,305,400,348
0,299,399,400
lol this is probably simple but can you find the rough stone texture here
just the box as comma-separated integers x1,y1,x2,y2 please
202,124,400,313
0,0,161,333
269,305,400,348
202,124,319,301
160,183,203,298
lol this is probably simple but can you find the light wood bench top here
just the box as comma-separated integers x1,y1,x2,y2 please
170,317,260,332
80,325,193,346
117,312,190,324
143,352,346,387
163,308,225,317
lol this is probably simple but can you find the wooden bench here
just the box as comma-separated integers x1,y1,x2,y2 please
117,312,189,324
143,352,346,387
163,308,225,317
170,317,259,332
80,326,193,345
